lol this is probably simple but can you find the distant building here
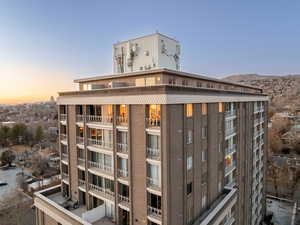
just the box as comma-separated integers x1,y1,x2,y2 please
34,33,268,225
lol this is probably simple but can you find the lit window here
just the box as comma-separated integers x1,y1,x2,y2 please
119,105,128,117
187,130,193,144
202,104,207,115
218,102,224,113
186,104,193,117
107,105,113,117
187,156,193,170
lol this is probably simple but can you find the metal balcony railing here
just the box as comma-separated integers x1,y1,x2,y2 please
76,114,84,122
86,115,113,124
146,147,160,160
145,117,161,127
225,161,236,174
78,179,86,188
116,116,128,125
77,158,85,167
62,172,69,180
60,114,67,121
117,143,128,153
118,168,128,178
60,134,67,142
61,153,68,161
118,194,130,204
148,206,162,218
88,161,113,174
225,144,236,156
225,127,236,137
89,183,115,198
87,138,113,150
225,110,236,118
76,136,84,145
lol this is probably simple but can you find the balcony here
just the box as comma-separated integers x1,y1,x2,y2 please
116,116,128,126
225,127,236,137
88,183,115,201
146,177,160,191
88,161,113,175
225,144,236,156
117,143,128,154
148,206,162,220
76,136,84,145
145,117,161,128
61,153,68,162
86,115,113,125
60,134,68,143
225,161,236,175
77,158,85,167
225,110,236,118
78,179,86,189
118,169,128,179
62,173,69,182
118,194,130,209
87,138,113,151
60,114,67,121
146,147,160,161
76,114,84,122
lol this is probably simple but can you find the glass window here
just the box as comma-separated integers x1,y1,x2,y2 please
202,103,207,115
186,104,193,117
187,130,193,144
218,102,224,112
187,156,193,170
187,182,192,195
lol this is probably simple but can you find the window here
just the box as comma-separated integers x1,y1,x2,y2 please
187,130,193,144
186,104,193,117
187,182,192,195
202,126,207,139
202,150,206,162
218,102,224,112
187,156,193,170
182,80,188,86
202,192,207,208
202,103,207,115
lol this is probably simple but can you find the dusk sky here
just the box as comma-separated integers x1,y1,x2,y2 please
1,0,299,104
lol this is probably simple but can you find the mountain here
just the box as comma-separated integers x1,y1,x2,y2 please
223,74,300,109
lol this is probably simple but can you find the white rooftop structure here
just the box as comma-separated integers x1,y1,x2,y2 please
113,33,180,74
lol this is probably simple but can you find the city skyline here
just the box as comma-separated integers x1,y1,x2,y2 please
1,0,300,104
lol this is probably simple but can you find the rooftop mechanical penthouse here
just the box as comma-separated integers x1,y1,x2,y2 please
34,33,268,225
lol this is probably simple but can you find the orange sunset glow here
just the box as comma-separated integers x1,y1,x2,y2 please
0,63,76,104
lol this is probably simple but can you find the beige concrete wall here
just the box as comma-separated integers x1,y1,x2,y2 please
130,105,147,225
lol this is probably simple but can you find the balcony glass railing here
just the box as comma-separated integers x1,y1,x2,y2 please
117,143,128,153
87,138,113,150
146,147,160,160
88,161,113,174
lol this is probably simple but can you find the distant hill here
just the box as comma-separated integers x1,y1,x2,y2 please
223,74,300,109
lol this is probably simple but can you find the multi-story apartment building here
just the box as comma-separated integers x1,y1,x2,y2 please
34,33,268,225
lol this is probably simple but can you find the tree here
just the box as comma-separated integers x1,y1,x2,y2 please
9,123,28,145
35,125,44,144
0,126,10,147
31,153,50,177
0,150,15,166
0,191,34,225
269,130,283,154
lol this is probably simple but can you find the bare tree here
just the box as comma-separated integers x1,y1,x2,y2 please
0,192,34,225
